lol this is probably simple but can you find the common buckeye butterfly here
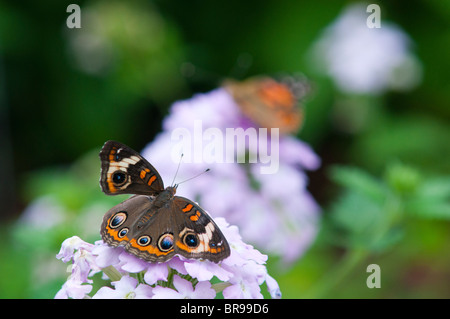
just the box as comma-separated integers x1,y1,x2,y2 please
223,76,309,135
99,140,230,263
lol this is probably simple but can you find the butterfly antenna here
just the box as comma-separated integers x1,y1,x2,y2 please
176,169,210,186
171,153,184,187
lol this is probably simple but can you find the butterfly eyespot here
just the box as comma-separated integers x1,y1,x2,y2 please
112,171,127,186
137,235,151,246
109,212,127,229
118,228,129,238
158,233,174,252
183,233,199,248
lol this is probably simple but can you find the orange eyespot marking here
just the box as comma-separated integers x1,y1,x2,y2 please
176,240,190,252
106,223,129,242
176,237,204,252
107,177,118,193
129,239,172,256
189,210,201,221
182,204,194,213
147,175,157,186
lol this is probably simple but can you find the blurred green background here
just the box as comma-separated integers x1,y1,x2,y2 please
0,0,449,298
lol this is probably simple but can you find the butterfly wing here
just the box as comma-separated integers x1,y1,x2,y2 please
101,195,155,249
101,194,230,263
170,196,231,263
224,77,303,134
99,140,164,196
101,194,181,262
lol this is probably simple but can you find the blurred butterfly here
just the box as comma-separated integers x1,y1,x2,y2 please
223,75,310,135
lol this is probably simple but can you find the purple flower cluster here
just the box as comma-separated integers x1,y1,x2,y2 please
141,88,321,263
55,218,281,299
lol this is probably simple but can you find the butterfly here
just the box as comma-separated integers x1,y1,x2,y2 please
223,75,309,135
98,140,230,263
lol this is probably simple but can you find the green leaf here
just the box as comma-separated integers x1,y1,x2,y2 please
404,176,450,220
384,162,422,196
329,166,387,202
330,191,385,236
406,200,450,220
365,227,404,252
328,190,403,252
417,177,450,200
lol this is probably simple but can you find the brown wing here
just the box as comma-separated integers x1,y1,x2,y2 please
170,196,231,263
101,195,155,248
99,140,164,196
101,194,180,263
101,194,230,263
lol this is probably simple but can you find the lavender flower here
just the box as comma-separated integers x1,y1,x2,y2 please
152,275,216,299
93,276,153,299
141,87,320,263
55,218,281,299
55,236,98,299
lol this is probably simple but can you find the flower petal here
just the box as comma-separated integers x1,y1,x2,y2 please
93,243,123,268
152,286,184,299
184,260,232,282
143,263,169,285
119,252,148,273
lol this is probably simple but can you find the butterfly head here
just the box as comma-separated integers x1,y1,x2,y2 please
167,185,178,195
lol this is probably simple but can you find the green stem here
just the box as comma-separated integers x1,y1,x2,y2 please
166,266,176,289
137,271,145,284
302,248,368,299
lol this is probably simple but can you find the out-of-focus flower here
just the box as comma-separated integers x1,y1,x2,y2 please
55,218,281,299
18,196,66,230
309,3,422,95
65,0,184,102
142,87,320,263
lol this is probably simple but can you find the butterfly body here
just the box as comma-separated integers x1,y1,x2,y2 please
99,141,230,263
